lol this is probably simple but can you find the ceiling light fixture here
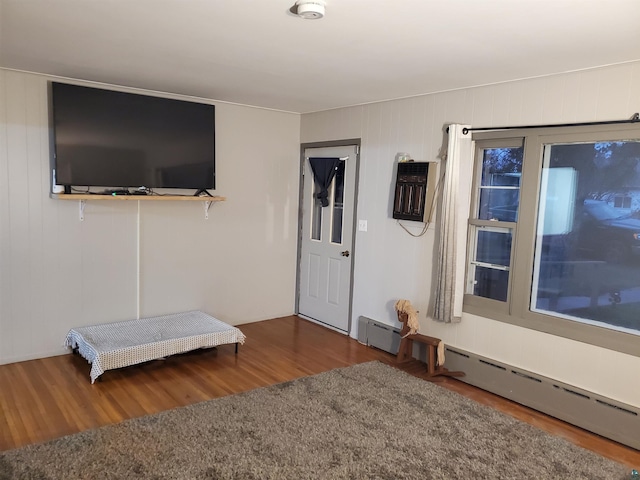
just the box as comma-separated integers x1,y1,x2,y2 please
294,0,326,19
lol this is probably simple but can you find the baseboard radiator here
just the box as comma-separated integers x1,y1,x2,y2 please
356,316,639,450
442,347,639,450
357,316,401,354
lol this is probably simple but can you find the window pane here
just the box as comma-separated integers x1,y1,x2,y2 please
468,226,512,301
311,186,322,241
531,141,640,335
476,229,512,267
477,147,523,221
478,188,520,222
473,267,509,301
331,161,345,244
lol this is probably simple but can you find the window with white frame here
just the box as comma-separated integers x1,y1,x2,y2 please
465,124,640,357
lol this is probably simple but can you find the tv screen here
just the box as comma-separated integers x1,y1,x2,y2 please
51,82,215,190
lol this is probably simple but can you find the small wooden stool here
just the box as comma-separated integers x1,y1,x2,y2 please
396,312,465,379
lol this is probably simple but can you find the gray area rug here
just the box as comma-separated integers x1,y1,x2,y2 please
0,361,629,479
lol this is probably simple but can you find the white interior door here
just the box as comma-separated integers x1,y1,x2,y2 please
298,145,358,332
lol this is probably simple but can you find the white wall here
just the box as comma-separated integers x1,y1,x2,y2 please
0,69,301,364
301,62,640,407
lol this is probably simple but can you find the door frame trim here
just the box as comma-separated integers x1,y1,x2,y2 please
295,139,361,334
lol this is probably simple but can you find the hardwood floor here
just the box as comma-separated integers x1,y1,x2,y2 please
1,315,638,469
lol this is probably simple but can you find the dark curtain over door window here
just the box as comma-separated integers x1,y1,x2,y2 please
309,157,341,207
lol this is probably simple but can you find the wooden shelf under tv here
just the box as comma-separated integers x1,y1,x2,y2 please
52,193,226,202
52,193,225,220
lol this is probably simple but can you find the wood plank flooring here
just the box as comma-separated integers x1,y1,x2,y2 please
1,315,638,469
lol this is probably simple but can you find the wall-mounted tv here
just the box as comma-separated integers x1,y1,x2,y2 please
50,82,215,191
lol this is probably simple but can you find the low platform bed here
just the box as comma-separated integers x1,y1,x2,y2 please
64,311,246,383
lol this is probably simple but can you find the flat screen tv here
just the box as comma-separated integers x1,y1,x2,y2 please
50,82,215,191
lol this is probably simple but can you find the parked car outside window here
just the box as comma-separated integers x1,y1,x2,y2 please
574,199,640,264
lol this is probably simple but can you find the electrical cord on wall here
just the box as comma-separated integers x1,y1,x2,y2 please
397,218,430,237
397,169,445,237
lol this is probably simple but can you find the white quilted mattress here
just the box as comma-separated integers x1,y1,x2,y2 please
64,311,246,383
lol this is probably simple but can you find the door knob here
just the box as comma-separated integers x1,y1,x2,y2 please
341,250,350,257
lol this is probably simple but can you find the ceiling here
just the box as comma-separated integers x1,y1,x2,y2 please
1,0,640,114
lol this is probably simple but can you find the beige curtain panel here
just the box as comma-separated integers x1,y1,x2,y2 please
433,124,473,323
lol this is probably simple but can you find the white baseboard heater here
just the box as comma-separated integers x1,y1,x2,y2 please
356,316,639,450
443,346,639,450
